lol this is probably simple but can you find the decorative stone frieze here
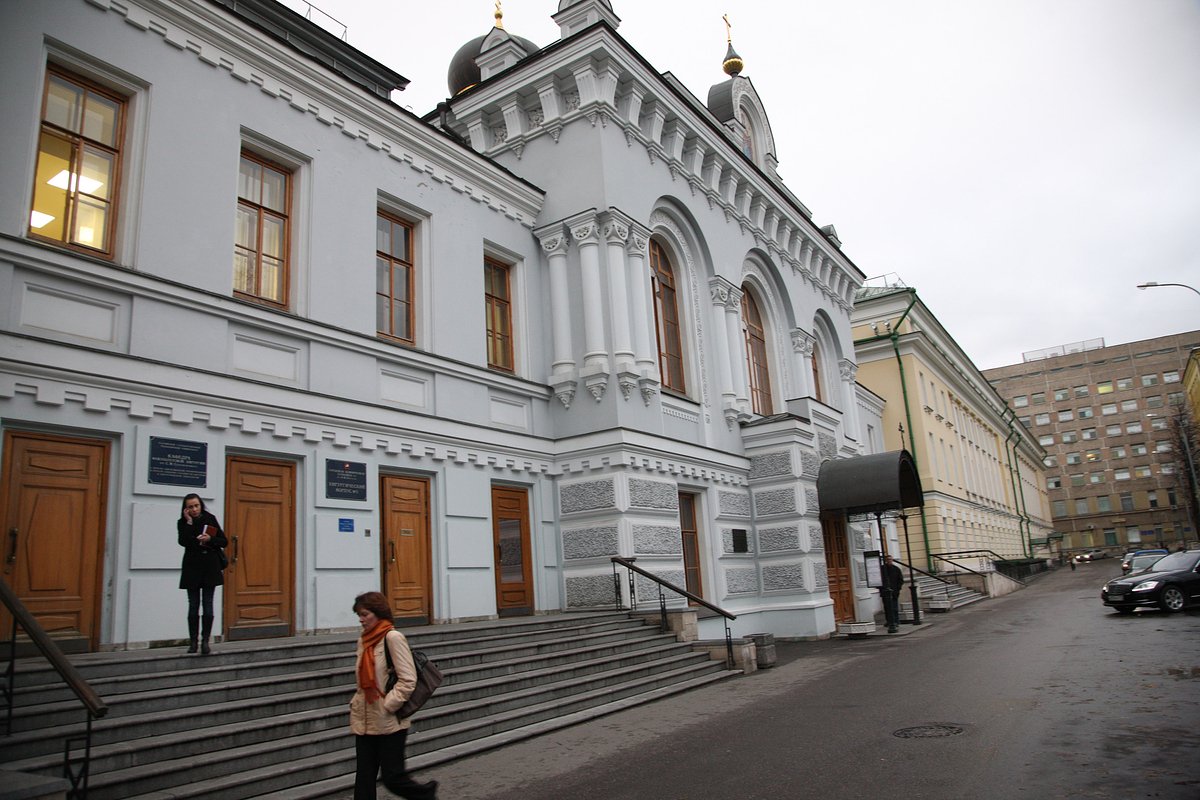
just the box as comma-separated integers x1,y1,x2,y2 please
560,479,616,514
754,487,797,516
718,490,751,518
562,526,620,560
758,526,801,553
749,451,793,479
633,525,683,555
628,478,678,510
566,574,616,607
725,567,759,594
762,564,805,592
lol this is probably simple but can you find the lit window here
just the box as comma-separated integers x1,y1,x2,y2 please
376,211,414,343
649,240,685,393
1096,381,1113,394
30,67,124,256
234,151,290,306
1085,449,1102,462
484,257,514,372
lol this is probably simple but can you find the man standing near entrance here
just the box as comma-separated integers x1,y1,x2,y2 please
881,555,904,633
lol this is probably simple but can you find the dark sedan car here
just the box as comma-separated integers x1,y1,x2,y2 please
1101,550,1200,613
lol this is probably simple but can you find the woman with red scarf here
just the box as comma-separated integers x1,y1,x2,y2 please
350,592,438,800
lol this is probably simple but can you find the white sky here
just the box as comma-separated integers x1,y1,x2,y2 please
307,0,1200,370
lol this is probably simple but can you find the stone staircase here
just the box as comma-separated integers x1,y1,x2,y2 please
899,573,987,618
0,611,739,799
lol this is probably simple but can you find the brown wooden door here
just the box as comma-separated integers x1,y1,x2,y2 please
381,475,431,625
224,456,295,640
821,515,856,623
491,485,533,616
679,493,703,603
1,431,109,652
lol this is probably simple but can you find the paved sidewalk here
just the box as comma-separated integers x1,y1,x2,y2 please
384,619,936,800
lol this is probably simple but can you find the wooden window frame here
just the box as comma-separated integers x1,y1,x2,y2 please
376,210,416,344
234,150,291,308
742,290,774,416
484,257,515,372
678,492,703,604
29,66,126,258
811,339,824,403
649,240,686,393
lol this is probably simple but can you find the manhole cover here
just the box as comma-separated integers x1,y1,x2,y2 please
893,724,965,739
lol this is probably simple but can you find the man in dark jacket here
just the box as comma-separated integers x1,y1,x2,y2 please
881,554,904,633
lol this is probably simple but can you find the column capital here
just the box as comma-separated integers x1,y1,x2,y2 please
565,209,601,245
791,328,816,356
534,222,570,256
839,358,858,382
709,275,742,311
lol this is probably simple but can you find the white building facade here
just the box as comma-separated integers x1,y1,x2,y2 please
0,0,871,651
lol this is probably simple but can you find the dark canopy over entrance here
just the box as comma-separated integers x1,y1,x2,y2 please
817,450,924,516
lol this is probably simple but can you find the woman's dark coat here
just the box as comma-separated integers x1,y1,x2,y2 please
178,511,227,589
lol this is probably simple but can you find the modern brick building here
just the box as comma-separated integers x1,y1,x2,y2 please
983,332,1200,556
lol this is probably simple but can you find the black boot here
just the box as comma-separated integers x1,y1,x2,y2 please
200,615,214,655
187,614,199,653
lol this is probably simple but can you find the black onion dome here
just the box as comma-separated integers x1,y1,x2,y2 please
447,30,539,96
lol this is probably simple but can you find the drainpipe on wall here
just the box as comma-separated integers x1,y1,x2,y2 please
1001,410,1032,558
853,289,933,571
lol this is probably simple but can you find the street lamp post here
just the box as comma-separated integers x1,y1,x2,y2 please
1136,281,1200,298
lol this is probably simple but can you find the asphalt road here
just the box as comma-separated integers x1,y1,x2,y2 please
415,562,1200,799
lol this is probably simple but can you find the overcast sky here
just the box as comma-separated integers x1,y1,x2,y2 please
307,0,1200,370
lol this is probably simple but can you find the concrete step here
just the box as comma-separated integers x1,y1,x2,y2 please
2,611,739,799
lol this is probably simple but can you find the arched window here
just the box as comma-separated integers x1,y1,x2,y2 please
742,290,773,415
811,339,824,403
649,240,685,392
738,108,755,161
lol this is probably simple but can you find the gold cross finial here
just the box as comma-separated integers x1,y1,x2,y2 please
495,0,505,29
723,13,732,43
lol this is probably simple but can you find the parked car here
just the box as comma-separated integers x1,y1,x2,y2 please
1101,550,1200,613
1120,548,1168,574
1122,552,1167,575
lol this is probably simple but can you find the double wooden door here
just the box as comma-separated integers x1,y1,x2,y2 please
0,431,109,652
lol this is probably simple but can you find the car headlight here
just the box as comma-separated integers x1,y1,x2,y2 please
1132,580,1162,593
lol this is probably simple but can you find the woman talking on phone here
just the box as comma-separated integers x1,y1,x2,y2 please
177,493,226,654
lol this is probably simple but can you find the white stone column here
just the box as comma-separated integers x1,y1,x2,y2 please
535,222,576,408
626,221,659,404
602,210,639,401
840,359,862,445
567,210,608,401
710,277,749,426
791,328,816,399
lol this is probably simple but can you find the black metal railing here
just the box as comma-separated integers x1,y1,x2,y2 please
929,549,1032,585
610,557,738,670
1,575,107,799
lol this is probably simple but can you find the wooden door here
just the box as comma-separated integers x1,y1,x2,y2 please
1,431,109,652
679,493,703,603
224,456,295,640
491,486,533,616
381,475,431,625
821,515,856,623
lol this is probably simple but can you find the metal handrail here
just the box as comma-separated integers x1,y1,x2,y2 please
1,574,106,799
610,557,739,670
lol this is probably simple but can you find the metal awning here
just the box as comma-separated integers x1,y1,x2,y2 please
817,450,924,516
